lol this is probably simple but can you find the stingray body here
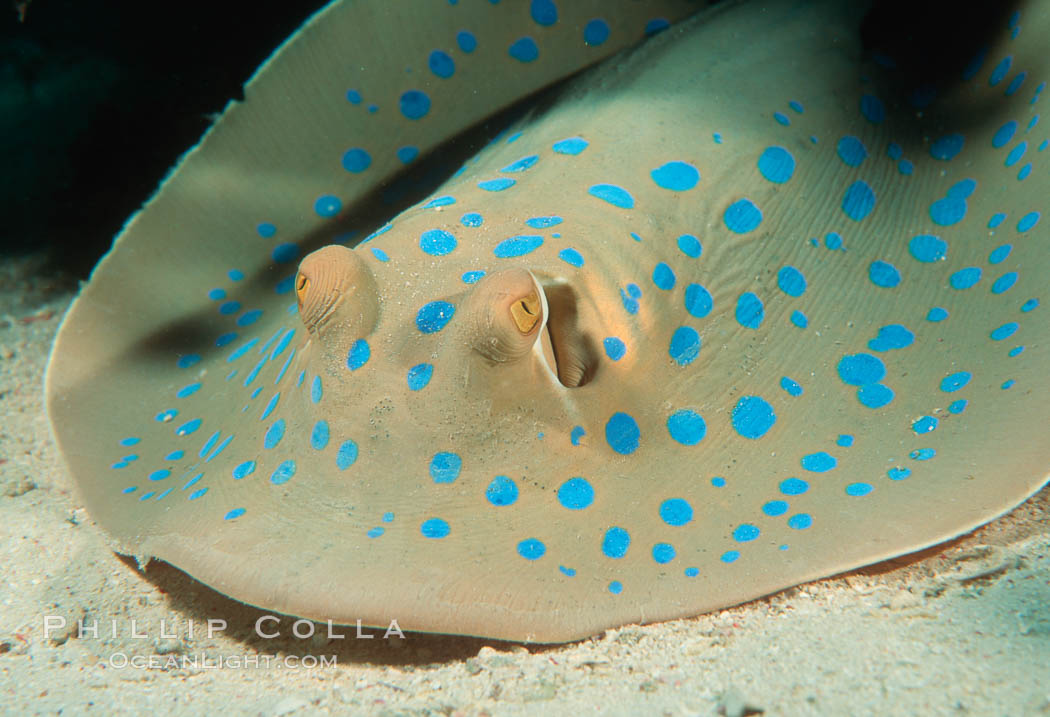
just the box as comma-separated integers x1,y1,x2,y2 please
47,0,1048,642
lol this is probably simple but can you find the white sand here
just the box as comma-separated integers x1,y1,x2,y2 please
2,253,1048,716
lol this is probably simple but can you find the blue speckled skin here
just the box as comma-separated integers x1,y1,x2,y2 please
47,0,1048,642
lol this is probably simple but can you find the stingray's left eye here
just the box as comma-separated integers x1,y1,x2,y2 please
510,291,541,334
295,272,310,302
294,245,379,337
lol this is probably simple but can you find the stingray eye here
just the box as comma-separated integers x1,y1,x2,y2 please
295,245,379,338
464,268,546,363
510,291,541,334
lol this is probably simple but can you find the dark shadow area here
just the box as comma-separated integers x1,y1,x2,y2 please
859,0,1025,126
118,554,566,666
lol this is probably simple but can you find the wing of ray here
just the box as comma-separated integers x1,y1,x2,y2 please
48,0,1048,643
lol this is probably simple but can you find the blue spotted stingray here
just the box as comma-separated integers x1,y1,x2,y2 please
47,0,1049,642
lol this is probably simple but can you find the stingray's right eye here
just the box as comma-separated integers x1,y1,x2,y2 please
295,272,310,302
463,268,546,364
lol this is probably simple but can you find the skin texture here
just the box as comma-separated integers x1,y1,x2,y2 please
47,0,1048,643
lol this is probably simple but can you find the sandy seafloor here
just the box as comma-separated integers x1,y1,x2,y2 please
1,252,1048,717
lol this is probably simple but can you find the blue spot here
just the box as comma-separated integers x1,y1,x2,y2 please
989,213,1007,228
309,420,330,450
837,434,854,447
989,55,1012,86
887,142,902,160
270,460,296,485
602,527,631,558
1002,379,1016,390
420,229,457,256
399,90,430,120
1017,211,1040,232
342,148,371,173
208,288,226,301
479,178,516,192
733,524,760,542
898,160,914,175
645,17,670,35
608,581,623,594
837,353,885,386
177,354,201,369
346,339,370,370
219,301,241,316
858,383,894,408
272,242,300,264
570,426,585,446
912,416,938,434
789,100,804,113
461,212,483,228
486,475,519,506
652,262,676,290
336,440,358,470
517,538,546,561
423,196,456,209
584,18,609,45
774,112,790,126
868,324,914,351
1021,298,1039,312
992,272,1018,294
788,514,813,530
724,199,762,233
620,286,640,315
493,235,542,258
791,311,809,328
990,322,1019,341
949,400,968,414
428,50,455,78
860,94,885,123
777,266,806,297
457,31,477,53
502,155,539,172
416,301,455,333
668,326,701,366
888,467,911,481
940,371,972,392
232,461,256,480
846,483,873,497
264,419,285,449
667,410,706,445
176,419,201,436
763,500,789,516
164,450,184,461
652,543,676,564
421,518,450,539
735,293,765,329
910,448,936,461
314,195,342,218
930,133,965,160
367,527,384,539
780,377,803,397
397,146,419,164
508,37,539,62
836,136,868,166
842,181,876,221
558,248,584,267
176,382,202,399
721,551,741,563
909,234,948,262
558,477,594,510
927,307,949,322
677,234,702,258
780,478,809,495
868,261,901,288
256,222,277,238
552,137,588,155
950,267,981,290
526,216,562,228
603,337,626,361
930,196,967,226
236,309,262,327
732,396,776,439
429,452,462,484
530,0,557,25
224,508,245,521
1018,163,1032,180
650,161,700,191
993,121,1017,148
684,284,713,318
407,363,434,391
148,469,170,482
310,375,323,404
801,452,837,472
685,567,700,578
155,409,177,422
605,412,640,455
559,565,577,577
588,184,634,209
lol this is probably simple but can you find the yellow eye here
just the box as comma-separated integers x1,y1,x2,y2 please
509,290,541,334
295,273,310,299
